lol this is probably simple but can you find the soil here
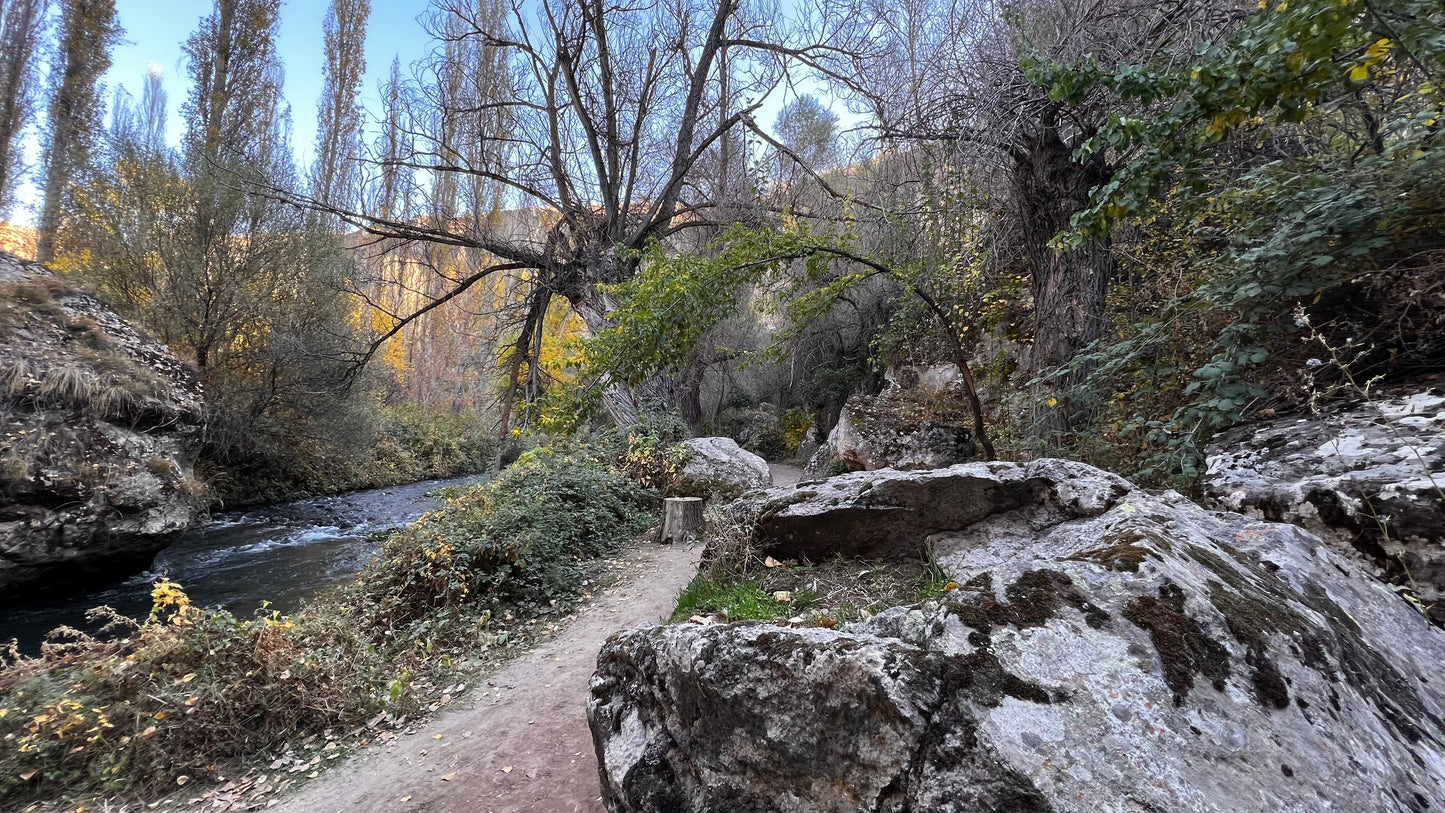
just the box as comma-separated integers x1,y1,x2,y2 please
770,463,803,487
266,464,802,813
267,539,701,813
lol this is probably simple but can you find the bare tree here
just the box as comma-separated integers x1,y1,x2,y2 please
311,0,369,217
819,0,1243,433
259,0,856,424
0,0,50,218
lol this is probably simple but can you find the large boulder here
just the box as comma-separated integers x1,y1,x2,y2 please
0,253,206,599
590,459,1445,812
741,460,1126,562
1204,392,1445,619
674,437,771,501
803,372,976,478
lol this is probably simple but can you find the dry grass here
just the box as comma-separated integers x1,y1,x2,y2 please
37,365,100,407
1,358,32,397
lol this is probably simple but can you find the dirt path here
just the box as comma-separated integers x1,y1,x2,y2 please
770,463,804,487
271,540,701,813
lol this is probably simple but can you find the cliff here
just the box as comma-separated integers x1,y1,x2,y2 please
0,252,206,600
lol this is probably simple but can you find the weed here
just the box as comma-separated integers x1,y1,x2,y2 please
672,576,817,622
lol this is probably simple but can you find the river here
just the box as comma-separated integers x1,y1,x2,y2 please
1,474,486,655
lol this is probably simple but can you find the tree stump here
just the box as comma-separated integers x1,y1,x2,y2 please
657,497,705,545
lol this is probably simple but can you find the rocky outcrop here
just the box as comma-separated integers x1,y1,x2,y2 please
674,437,771,501
1205,392,1445,620
803,368,975,478
743,460,1127,562
590,459,1445,812
0,253,206,599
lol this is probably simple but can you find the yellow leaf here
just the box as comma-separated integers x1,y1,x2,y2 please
1045,397,1059,408
1350,64,1370,83
180,673,196,683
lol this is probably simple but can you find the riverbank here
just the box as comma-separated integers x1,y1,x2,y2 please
0,445,658,808
2,474,487,655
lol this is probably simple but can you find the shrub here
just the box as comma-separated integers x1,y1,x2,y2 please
0,585,397,801
780,407,814,453
1,444,659,805
355,449,657,633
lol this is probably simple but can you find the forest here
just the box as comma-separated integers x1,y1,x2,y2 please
0,0,1441,500
2,0,1444,806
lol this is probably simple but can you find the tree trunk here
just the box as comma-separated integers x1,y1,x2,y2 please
1011,123,1115,439
679,362,704,435
657,497,705,545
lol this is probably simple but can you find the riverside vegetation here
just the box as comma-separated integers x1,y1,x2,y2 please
0,425,673,805
1,0,1443,806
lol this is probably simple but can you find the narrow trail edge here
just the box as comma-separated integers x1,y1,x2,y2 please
270,539,703,813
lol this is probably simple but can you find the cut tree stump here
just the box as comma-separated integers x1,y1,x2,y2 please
657,497,705,545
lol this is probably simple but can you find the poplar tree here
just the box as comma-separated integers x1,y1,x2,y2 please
36,0,121,263
138,63,166,152
311,0,368,219
0,0,49,218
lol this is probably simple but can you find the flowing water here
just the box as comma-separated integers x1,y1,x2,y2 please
1,474,486,655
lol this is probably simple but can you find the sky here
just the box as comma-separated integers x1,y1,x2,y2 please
104,0,433,170
12,0,852,222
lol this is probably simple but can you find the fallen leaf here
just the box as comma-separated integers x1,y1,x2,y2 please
176,775,190,786
19,770,35,781
764,556,782,568
181,673,196,683
400,796,412,802
502,766,513,773
439,773,455,781
773,591,793,603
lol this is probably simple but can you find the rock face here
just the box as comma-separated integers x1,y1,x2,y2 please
1205,393,1445,620
674,437,771,501
803,371,975,478
590,459,1445,812
0,253,206,599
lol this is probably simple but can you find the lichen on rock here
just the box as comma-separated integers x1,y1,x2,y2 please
590,459,1445,812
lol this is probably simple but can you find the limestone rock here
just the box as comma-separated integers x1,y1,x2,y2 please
590,459,1445,812
0,252,206,599
742,459,1128,562
675,437,771,501
1204,392,1445,618
803,373,976,478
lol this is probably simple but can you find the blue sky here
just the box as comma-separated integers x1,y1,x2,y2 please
104,0,433,168
11,0,849,221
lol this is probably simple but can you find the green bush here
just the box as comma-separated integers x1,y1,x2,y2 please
1,444,658,804
355,448,657,632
